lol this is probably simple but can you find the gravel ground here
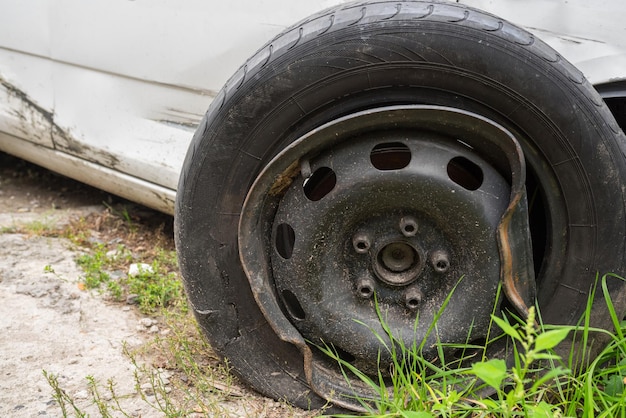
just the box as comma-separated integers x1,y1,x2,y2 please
0,154,165,417
0,153,316,418
0,234,157,417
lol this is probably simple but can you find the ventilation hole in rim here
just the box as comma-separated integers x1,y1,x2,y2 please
370,142,411,170
331,344,357,364
281,289,306,320
447,156,484,191
275,223,295,259
303,167,336,201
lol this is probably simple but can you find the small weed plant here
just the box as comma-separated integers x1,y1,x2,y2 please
2,205,185,313
323,274,626,418
42,310,277,417
75,243,184,313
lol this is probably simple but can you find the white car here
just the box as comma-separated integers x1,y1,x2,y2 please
3,0,626,411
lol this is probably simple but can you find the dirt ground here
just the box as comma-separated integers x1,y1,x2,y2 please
0,153,154,416
0,152,313,417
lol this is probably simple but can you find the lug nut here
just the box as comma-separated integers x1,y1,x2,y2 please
399,216,418,237
352,232,371,254
356,277,376,299
430,250,450,273
404,287,423,310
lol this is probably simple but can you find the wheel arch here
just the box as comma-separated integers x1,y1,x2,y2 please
597,80,626,134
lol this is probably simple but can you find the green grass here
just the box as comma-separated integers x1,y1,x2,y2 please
42,268,626,416
73,241,184,314
321,274,626,417
40,207,301,417
31,206,626,416
42,309,288,417
0,214,58,235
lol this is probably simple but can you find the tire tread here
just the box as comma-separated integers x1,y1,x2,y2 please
187,0,612,146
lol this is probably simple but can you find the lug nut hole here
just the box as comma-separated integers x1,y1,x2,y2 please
404,288,423,311
352,233,371,253
399,216,418,237
406,298,420,310
356,277,376,299
359,285,373,298
431,250,450,273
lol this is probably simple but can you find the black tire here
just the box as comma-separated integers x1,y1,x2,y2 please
175,0,626,410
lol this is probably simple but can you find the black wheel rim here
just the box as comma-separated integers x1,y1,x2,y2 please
239,105,534,408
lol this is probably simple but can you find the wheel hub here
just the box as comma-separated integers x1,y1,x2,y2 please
377,241,420,279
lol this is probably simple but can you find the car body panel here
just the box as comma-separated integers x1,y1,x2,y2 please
460,0,626,85
1,0,625,214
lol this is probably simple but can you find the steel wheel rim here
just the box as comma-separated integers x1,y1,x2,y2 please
238,105,533,406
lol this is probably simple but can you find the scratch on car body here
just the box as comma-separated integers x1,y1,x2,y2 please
0,76,124,170
155,119,198,132
0,78,54,122
0,77,57,146
53,133,122,170
153,107,203,131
